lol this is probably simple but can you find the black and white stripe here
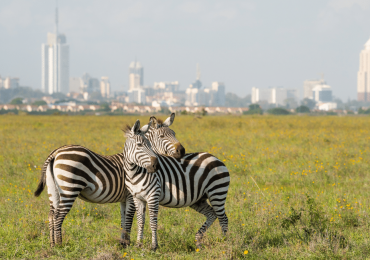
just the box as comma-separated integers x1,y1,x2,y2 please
124,151,230,250
34,120,158,247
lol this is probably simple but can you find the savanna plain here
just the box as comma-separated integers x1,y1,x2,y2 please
1,115,370,259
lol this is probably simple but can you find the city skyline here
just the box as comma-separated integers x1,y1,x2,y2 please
1,0,370,100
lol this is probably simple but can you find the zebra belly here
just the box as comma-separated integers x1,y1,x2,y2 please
157,155,230,208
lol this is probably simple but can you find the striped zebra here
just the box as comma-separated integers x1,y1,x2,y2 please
34,120,160,247
123,128,230,250
145,113,185,158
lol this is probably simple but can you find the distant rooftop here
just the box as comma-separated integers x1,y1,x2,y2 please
365,37,370,50
129,61,142,68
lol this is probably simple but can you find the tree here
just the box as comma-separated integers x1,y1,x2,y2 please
243,103,263,115
301,98,316,110
32,100,47,106
296,105,310,113
100,102,110,111
267,107,290,115
10,97,23,105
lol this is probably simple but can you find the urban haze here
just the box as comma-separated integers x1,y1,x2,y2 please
1,0,370,110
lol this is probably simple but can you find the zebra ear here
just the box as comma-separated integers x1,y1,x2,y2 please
150,116,159,129
140,120,152,135
163,113,175,127
131,120,141,134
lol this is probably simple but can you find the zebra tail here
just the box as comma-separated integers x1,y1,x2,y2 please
34,147,59,197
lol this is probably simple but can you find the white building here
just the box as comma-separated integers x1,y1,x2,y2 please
318,102,337,111
312,84,332,102
128,88,146,104
69,77,83,93
100,77,111,98
357,36,370,101
210,82,225,106
303,79,325,99
2,77,19,89
185,82,225,107
129,61,143,90
41,8,69,94
251,87,297,107
153,81,180,92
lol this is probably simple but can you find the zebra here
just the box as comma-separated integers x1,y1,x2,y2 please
145,113,185,158
123,128,230,251
34,120,159,247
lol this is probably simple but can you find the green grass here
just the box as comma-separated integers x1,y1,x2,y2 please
1,115,370,259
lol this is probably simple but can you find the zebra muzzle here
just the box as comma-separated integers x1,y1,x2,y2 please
173,143,186,159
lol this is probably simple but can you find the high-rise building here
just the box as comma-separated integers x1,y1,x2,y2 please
251,87,298,107
312,84,332,102
100,77,111,98
3,77,19,89
69,77,83,93
211,82,225,106
41,7,69,94
129,61,143,90
303,79,325,99
128,88,146,104
358,37,370,101
80,73,100,93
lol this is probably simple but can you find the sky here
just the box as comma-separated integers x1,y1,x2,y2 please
1,0,370,100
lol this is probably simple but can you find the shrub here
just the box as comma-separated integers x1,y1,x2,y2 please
296,105,310,113
10,97,23,105
267,107,290,115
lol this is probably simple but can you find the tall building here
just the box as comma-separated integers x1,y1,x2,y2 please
211,82,225,106
303,79,325,99
251,87,298,107
41,7,69,94
3,77,19,89
358,37,370,101
80,73,100,93
129,61,143,90
312,84,332,102
100,77,111,98
69,77,83,93
128,88,146,104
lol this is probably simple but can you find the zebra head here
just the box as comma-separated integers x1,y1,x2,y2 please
146,113,185,159
123,120,159,173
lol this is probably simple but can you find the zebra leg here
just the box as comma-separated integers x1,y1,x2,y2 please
120,194,136,247
133,197,146,247
190,200,217,248
147,198,160,251
48,206,56,247
53,195,76,245
209,196,229,235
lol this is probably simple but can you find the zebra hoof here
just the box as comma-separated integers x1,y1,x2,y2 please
119,239,130,248
151,245,158,252
135,242,143,248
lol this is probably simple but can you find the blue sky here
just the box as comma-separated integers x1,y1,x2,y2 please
1,0,370,100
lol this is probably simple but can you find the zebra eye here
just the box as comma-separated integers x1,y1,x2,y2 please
160,135,165,138
137,143,143,147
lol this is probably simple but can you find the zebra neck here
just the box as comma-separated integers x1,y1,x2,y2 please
123,161,146,179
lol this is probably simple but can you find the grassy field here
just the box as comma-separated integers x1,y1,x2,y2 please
1,115,370,259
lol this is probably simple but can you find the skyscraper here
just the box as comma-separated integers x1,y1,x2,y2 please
303,79,325,99
41,7,69,94
100,77,111,98
357,37,370,101
129,61,143,90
